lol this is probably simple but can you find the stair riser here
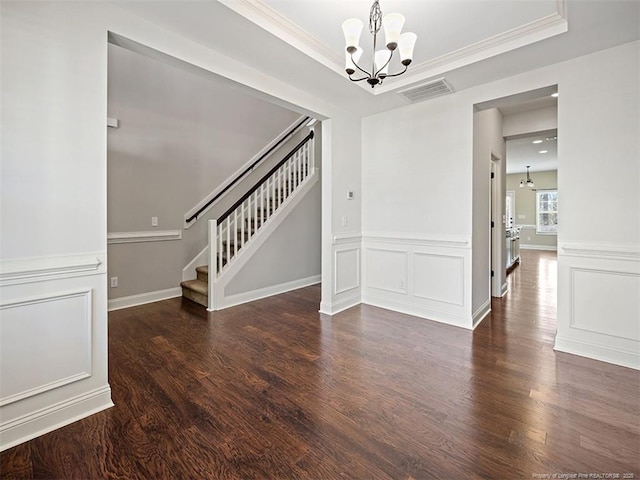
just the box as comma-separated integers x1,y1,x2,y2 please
197,271,208,283
181,286,207,307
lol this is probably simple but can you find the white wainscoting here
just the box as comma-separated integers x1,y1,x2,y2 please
319,233,362,315
0,290,93,406
362,233,473,329
555,243,640,370
0,253,113,451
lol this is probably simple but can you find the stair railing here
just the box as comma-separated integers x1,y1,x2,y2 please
186,116,310,226
208,130,315,283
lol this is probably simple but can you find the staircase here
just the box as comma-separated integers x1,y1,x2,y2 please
181,266,208,306
180,130,315,309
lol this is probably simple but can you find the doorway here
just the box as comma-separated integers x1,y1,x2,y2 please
475,85,559,324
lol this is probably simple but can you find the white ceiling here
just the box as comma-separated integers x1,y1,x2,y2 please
256,0,563,93
110,0,640,116
506,131,558,175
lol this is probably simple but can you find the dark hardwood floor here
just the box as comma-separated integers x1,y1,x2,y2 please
2,250,639,479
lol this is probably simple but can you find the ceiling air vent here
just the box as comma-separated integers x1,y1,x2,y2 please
398,78,454,103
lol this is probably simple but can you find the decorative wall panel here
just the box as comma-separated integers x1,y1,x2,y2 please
0,290,92,406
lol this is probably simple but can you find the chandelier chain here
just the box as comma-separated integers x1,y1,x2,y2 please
369,0,382,34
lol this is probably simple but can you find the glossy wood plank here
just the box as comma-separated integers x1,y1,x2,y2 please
2,250,638,479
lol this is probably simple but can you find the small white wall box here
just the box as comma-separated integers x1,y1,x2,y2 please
347,190,354,200
107,117,119,128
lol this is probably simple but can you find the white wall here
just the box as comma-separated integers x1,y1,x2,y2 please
361,41,640,369
553,42,639,369
503,105,557,138
1,1,114,451
0,0,362,450
319,115,363,315
361,91,474,327
472,108,505,318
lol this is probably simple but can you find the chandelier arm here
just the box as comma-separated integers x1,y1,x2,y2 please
350,55,373,78
373,48,394,78
348,75,372,83
381,64,408,79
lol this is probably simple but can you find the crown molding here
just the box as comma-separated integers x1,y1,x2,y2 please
217,0,344,74
372,6,568,95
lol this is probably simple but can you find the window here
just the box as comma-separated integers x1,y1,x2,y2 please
536,190,558,234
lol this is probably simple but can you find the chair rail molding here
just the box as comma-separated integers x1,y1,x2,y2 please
362,232,471,249
561,242,640,261
0,253,105,287
107,230,182,244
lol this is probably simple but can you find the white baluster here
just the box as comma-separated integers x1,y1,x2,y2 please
226,217,231,265
241,201,245,249
233,210,238,256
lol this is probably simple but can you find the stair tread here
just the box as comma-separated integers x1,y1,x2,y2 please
180,279,208,295
195,265,208,274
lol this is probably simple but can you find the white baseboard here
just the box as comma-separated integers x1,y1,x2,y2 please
472,299,491,328
108,287,182,311
217,275,321,311
319,293,361,315
520,244,557,251
554,336,639,370
0,386,113,452
362,294,473,330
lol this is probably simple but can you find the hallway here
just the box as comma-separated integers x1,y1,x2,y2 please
1,251,638,479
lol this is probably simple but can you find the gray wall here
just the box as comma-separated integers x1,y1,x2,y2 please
225,180,321,296
107,44,306,299
506,170,558,249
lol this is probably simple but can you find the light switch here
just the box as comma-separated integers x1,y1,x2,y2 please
152,216,158,227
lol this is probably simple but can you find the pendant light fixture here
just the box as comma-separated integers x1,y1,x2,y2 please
342,0,417,88
520,166,535,188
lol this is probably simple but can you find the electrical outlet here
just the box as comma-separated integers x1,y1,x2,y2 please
110,276,118,288
151,216,158,227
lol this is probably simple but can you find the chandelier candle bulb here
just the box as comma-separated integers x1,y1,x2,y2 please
375,50,392,76
399,32,417,64
382,13,405,49
342,18,364,52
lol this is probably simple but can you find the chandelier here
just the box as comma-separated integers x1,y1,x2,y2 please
342,0,417,88
520,166,535,188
